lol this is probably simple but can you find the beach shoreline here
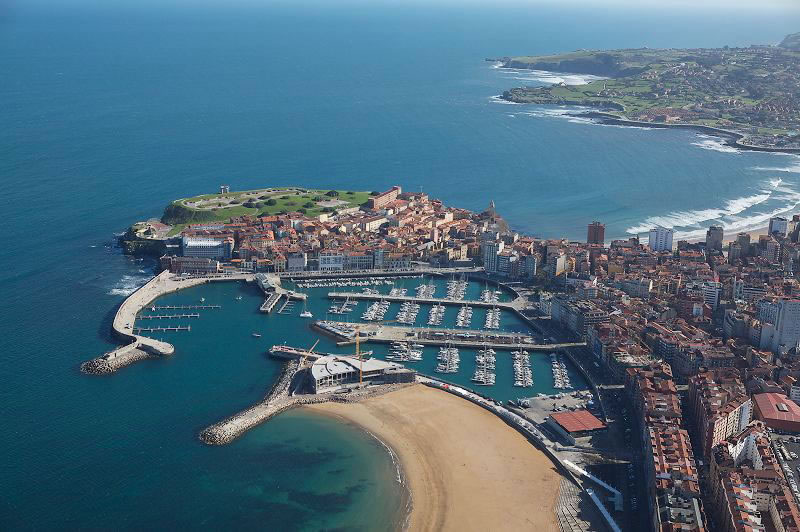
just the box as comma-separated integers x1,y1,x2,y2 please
303,384,562,531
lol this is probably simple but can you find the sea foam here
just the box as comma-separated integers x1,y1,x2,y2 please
625,178,794,240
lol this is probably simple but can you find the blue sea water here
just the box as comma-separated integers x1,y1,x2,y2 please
3,1,800,528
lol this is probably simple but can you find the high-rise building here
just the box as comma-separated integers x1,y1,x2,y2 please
706,225,724,251
481,240,504,273
648,226,674,252
757,299,800,354
736,232,751,255
587,221,605,245
769,216,788,237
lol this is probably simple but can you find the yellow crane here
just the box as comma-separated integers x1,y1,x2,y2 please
352,318,400,385
300,339,320,367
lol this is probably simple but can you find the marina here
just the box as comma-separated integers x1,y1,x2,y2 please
291,275,423,289
512,350,533,388
137,313,200,319
435,346,460,373
455,304,473,327
471,348,496,385
427,304,445,326
326,290,521,310
152,304,221,310
133,325,191,333
484,307,500,329
551,353,573,390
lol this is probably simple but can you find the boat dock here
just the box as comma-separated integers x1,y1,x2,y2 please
317,320,583,350
327,291,524,310
137,313,200,319
133,325,191,333
260,292,282,313
152,304,221,310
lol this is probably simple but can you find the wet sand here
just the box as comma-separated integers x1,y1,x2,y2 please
305,384,561,531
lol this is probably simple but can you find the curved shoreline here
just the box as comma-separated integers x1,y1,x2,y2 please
577,111,800,154
303,384,562,531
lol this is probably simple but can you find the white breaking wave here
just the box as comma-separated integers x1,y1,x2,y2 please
515,108,595,124
753,159,800,174
499,69,606,86
690,135,740,154
108,274,149,297
488,95,521,105
625,179,791,238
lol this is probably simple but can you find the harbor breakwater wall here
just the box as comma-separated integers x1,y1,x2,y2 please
82,271,254,375
200,361,411,445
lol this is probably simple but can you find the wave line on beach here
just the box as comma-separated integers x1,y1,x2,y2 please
625,178,797,240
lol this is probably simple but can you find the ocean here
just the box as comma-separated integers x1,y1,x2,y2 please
2,1,800,528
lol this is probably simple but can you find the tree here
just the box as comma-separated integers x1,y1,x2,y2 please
303,202,315,208
266,199,277,206
326,190,339,197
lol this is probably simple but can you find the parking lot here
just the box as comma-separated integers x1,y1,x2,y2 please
772,435,800,503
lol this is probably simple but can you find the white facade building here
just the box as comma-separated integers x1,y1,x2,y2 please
648,226,674,252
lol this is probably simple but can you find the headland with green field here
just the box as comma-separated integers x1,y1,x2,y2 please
496,34,800,152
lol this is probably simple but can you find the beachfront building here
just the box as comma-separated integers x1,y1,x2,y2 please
308,355,415,393
706,226,724,252
770,217,789,238
587,221,605,245
648,226,674,252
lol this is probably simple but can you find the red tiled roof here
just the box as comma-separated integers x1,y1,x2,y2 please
550,410,606,433
753,393,800,424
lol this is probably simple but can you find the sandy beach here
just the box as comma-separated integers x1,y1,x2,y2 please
304,384,562,531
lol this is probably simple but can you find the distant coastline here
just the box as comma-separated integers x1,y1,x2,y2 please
496,83,800,155
492,39,800,153
573,111,800,155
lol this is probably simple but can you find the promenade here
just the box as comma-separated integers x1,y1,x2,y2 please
327,291,526,310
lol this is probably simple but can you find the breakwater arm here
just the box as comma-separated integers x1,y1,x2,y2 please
82,271,254,375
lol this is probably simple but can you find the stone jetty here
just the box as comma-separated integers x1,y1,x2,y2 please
200,360,410,445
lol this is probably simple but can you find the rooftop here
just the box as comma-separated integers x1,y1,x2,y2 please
549,409,606,433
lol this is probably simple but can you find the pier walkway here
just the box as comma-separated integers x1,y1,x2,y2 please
279,266,484,280
327,291,526,310
319,320,584,351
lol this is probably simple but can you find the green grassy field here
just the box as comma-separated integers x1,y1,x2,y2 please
162,187,372,225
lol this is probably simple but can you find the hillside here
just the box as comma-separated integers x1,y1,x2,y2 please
160,187,372,226
780,32,800,51
498,38,800,151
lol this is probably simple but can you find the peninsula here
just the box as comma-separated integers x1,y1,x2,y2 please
496,33,800,151
94,182,800,532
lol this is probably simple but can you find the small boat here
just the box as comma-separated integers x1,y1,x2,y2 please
235,296,243,300
200,297,206,302
251,333,261,338
300,310,313,318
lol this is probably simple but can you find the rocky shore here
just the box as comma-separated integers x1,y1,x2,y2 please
200,361,412,445
80,344,163,375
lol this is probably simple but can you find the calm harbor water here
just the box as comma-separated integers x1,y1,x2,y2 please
3,1,800,528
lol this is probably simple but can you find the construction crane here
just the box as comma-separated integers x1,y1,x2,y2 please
300,339,320,367
352,318,400,385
